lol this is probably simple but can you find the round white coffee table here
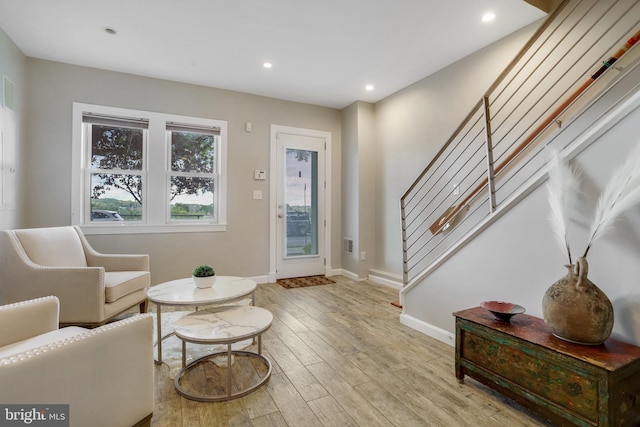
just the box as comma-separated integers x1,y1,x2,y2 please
147,276,257,364
173,305,273,402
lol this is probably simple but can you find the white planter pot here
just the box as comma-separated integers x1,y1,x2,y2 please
192,275,217,289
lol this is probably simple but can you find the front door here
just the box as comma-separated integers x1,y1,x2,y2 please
271,126,328,279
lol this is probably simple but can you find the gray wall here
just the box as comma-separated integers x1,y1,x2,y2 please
341,101,376,279
373,23,541,276
0,27,26,229
3,20,544,288
372,15,640,346
357,102,376,277
403,92,640,345
341,103,359,275
24,59,342,284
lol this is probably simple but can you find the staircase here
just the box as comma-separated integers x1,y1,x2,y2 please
400,0,640,292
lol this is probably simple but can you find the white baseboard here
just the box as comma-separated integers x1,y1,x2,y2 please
324,267,341,277
336,268,362,280
328,268,403,290
368,270,402,290
249,275,271,284
400,313,455,347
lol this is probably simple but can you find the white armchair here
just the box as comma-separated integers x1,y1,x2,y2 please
0,226,150,326
0,296,154,427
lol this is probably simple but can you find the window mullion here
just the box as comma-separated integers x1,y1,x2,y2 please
86,168,142,175
146,119,167,224
170,171,216,179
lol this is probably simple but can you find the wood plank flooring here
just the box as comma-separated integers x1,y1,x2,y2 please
150,276,552,426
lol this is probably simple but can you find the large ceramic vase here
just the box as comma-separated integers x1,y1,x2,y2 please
542,257,613,345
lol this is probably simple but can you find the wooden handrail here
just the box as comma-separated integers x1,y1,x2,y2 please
402,0,573,207
429,29,640,235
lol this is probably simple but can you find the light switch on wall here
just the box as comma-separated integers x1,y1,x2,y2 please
254,170,266,180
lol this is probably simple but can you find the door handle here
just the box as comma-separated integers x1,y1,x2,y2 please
277,213,283,218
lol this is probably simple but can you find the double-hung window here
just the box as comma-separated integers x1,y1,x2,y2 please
84,114,147,223
72,103,227,234
167,123,219,222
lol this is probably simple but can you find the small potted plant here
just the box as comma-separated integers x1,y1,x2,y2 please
192,264,216,289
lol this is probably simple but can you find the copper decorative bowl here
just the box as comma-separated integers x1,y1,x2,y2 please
480,301,526,322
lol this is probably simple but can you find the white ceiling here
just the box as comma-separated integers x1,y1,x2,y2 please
0,0,546,109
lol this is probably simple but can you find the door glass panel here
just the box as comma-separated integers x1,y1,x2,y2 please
285,148,318,257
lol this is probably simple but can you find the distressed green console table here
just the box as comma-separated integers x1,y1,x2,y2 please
454,307,640,426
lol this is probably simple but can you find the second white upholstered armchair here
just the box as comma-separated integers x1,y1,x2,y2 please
0,296,154,427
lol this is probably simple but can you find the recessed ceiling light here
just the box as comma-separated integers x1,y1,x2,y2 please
104,27,117,35
365,84,374,91
263,62,273,69
482,12,496,22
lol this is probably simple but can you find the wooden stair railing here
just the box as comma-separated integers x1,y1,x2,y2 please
400,0,640,285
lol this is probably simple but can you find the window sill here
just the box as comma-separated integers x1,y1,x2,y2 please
79,223,227,235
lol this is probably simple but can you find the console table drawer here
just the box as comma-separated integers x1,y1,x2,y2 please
461,326,599,421
455,307,640,426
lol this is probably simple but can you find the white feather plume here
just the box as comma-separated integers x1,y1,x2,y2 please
583,142,640,257
546,149,581,264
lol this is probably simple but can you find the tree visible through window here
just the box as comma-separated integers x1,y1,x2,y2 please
169,127,219,221
88,120,146,221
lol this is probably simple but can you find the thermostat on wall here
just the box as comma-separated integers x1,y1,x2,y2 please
254,170,266,180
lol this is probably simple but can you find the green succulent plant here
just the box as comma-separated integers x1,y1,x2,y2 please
192,264,215,277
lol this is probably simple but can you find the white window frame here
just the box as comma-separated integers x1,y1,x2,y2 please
165,123,220,224
72,103,227,234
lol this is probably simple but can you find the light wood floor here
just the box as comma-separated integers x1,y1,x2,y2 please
150,276,551,426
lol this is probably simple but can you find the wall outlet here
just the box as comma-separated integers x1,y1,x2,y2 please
360,251,366,260
253,190,262,200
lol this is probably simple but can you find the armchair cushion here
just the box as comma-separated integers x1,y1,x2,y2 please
0,327,86,359
15,227,87,267
104,271,149,303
